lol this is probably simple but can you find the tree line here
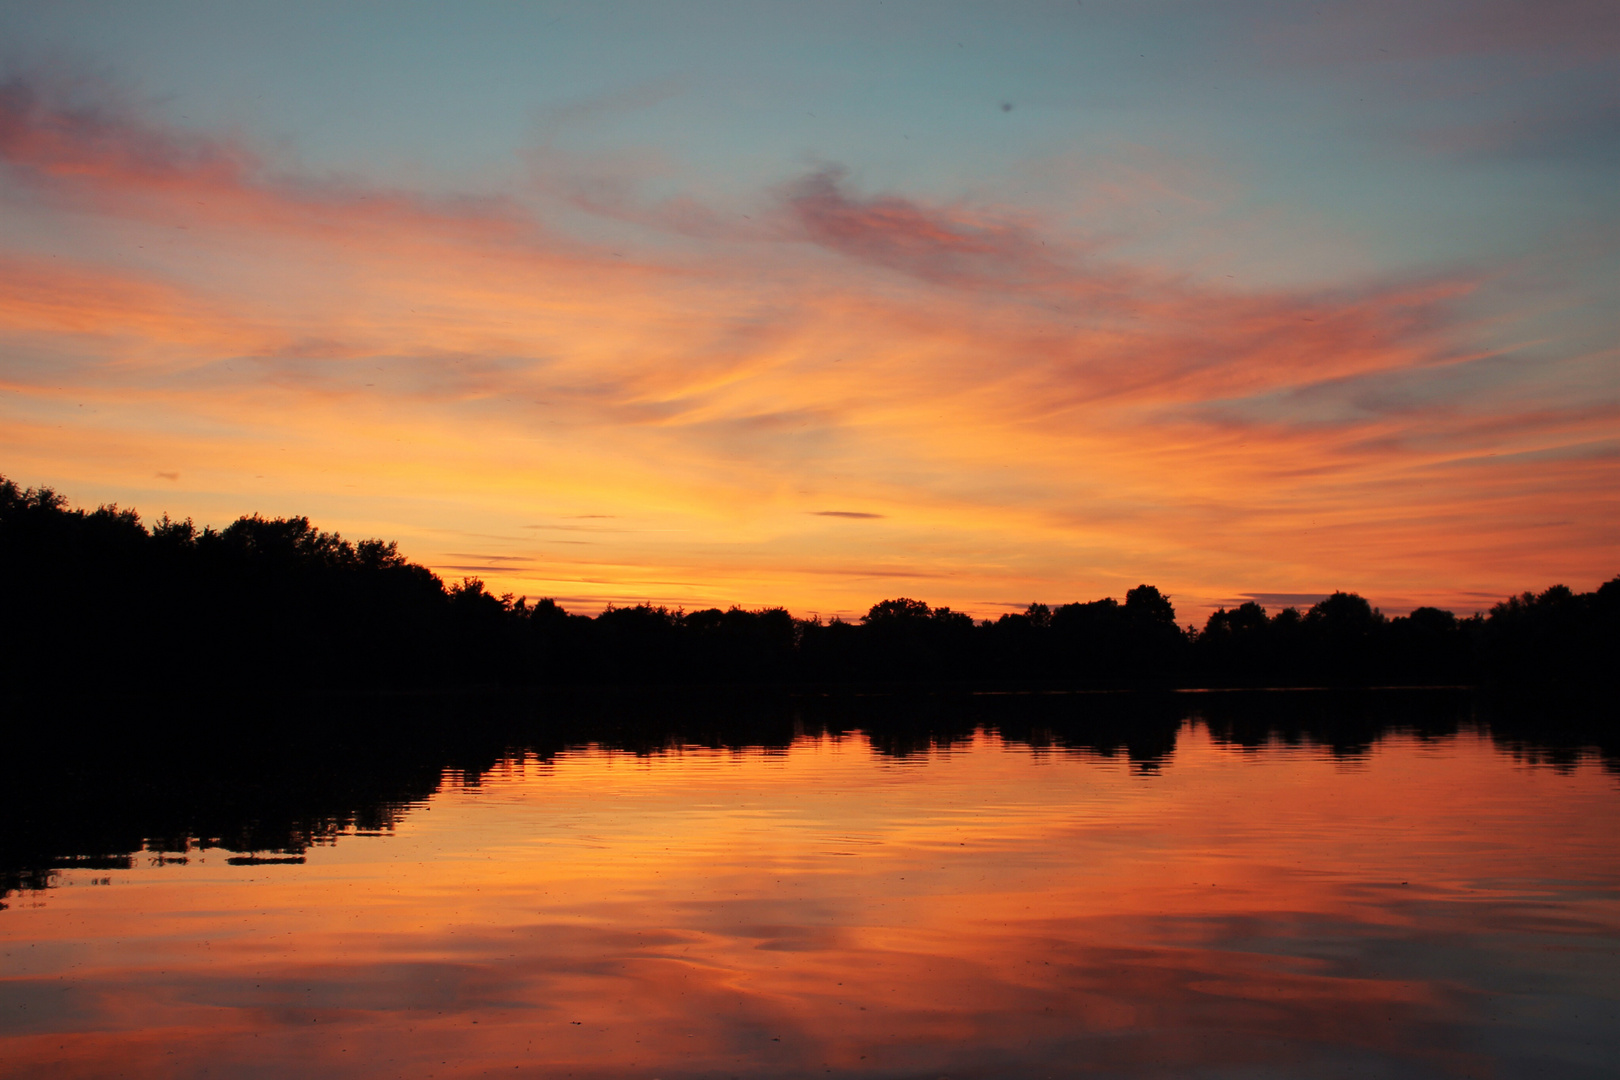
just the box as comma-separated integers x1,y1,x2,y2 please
2,475,1614,692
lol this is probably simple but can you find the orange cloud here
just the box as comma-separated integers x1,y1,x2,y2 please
0,80,1613,620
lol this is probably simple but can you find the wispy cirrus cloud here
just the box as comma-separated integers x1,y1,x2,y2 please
0,74,1612,621
0,75,544,254
784,166,1061,288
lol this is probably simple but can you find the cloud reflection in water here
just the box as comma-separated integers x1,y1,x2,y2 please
2,719,1617,1078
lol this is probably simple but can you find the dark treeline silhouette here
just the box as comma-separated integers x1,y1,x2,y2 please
5,686,1611,907
2,475,1616,693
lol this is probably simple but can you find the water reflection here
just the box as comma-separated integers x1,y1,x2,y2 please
2,690,1618,1078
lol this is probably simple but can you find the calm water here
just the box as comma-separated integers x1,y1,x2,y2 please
3,703,1618,1079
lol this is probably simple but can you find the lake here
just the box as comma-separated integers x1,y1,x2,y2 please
2,691,1617,1078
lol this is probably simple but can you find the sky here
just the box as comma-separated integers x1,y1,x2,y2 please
1,0,1616,623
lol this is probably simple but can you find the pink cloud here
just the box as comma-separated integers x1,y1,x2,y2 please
785,166,1061,287
0,80,1612,621
0,77,546,255
0,78,256,189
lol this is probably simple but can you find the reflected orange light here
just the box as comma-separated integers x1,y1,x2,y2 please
3,726,1617,1078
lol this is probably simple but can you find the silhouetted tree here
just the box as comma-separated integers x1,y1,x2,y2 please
1482,580,1619,696
1197,601,1275,684
3,473,1614,696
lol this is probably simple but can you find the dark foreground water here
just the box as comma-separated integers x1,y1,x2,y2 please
2,692,1618,1078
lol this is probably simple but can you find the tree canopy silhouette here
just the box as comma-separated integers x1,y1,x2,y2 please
2,474,1613,694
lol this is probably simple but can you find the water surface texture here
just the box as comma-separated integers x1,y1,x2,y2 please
4,707,1618,1078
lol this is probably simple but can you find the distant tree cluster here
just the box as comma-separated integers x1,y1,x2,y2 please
2,476,1614,692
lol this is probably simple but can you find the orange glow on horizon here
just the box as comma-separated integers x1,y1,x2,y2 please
1,87,1614,620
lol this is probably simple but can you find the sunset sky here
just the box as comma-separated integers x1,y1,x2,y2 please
1,0,1615,621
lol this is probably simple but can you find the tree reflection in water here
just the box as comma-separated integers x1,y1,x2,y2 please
2,689,1617,1080
4,687,1612,903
